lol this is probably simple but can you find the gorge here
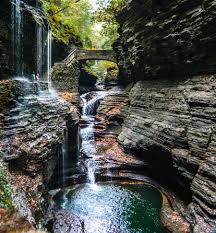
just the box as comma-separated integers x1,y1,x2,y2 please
0,0,216,233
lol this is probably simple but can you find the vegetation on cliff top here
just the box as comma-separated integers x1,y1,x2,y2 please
40,0,124,79
40,0,94,47
96,0,125,49
40,0,125,49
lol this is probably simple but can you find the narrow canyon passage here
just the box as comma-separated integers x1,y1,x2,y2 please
50,86,168,233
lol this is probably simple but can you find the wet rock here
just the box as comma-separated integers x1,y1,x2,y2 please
95,88,128,139
0,208,46,233
93,88,148,182
115,1,216,230
117,77,216,231
115,0,216,82
0,0,13,78
0,79,79,223
53,210,85,233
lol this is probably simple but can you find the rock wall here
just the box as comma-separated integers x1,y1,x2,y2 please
118,77,216,232
0,0,44,78
52,60,80,108
52,61,80,92
79,65,97,93
0,0,12,78
95,89,128,139
0,79,79,227
115,0,216,232
115,0,216,82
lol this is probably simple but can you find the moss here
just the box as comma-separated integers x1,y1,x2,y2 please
51,60,80,92
0,152,13,209
106,66,119,80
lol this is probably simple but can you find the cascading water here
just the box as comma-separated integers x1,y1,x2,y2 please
11,0,23,75
62,127,69,186
36,25,43,75
80,91,109,186
45,27,58,98
47,27,52,87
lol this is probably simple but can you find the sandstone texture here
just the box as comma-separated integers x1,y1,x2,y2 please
0,79,79,227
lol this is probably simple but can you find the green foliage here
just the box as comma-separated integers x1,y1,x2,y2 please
0,157,13,209
84,61,99,77
40,0,125,49
84,60,118,82
40,0,94,47
96,0,126,48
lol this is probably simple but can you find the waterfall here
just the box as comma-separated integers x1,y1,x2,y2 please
82,92,108,116
62,128,68,186
47,27,52,88
36,25,43,76
11,0,23,75
80,91,109,185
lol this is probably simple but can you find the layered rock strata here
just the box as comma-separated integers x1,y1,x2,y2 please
93,88,148,181
115,0,216,232
118,76,216,232
115,0,216,82
0,79,79,227
95,88,128,139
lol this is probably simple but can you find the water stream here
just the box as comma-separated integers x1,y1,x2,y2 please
50,89,168,232
9,2,168,230
80,91,109,185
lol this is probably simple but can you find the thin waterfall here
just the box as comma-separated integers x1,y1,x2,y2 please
36,25,43,76
36,0,43,76
47,27,52,89
11,0,23,75
62,128,68,187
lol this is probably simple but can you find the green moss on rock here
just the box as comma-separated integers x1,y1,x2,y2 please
0,155,13,209
52,60,80,92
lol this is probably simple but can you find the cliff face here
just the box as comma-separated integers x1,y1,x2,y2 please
118,76,216,232
115,0,216,232
115,0,216,82
0,79,79,227
52,60,80,108
0,0,12,78
0,0,41,78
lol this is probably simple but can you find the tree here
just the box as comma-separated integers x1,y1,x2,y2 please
40,0,94,48
96,0,125,49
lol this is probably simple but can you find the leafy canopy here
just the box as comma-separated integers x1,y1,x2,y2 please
95,0,125,49
40,0,94,47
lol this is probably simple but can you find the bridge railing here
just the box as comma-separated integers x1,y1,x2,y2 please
62,49,117,66
63,48,77,66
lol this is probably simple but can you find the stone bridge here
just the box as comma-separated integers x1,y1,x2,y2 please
64,49,117,66
76,50,117,63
